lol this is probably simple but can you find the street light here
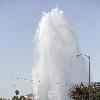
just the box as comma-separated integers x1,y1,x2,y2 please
85,55,91,86
75,54,91,100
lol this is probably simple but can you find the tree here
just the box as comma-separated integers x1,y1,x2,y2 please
15,90,19,96
12,90,19,100
69,83,100,100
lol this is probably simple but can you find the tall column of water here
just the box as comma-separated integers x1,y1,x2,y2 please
32,7,88,100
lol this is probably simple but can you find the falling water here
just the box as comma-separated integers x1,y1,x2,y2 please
32,8,88,100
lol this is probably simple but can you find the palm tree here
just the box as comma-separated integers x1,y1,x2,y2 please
15,90,19,96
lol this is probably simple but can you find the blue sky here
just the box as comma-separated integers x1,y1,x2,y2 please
0,0,100,98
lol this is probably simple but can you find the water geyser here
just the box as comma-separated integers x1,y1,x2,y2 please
32,7,88,100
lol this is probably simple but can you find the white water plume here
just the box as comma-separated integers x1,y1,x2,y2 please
32,7,88,100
